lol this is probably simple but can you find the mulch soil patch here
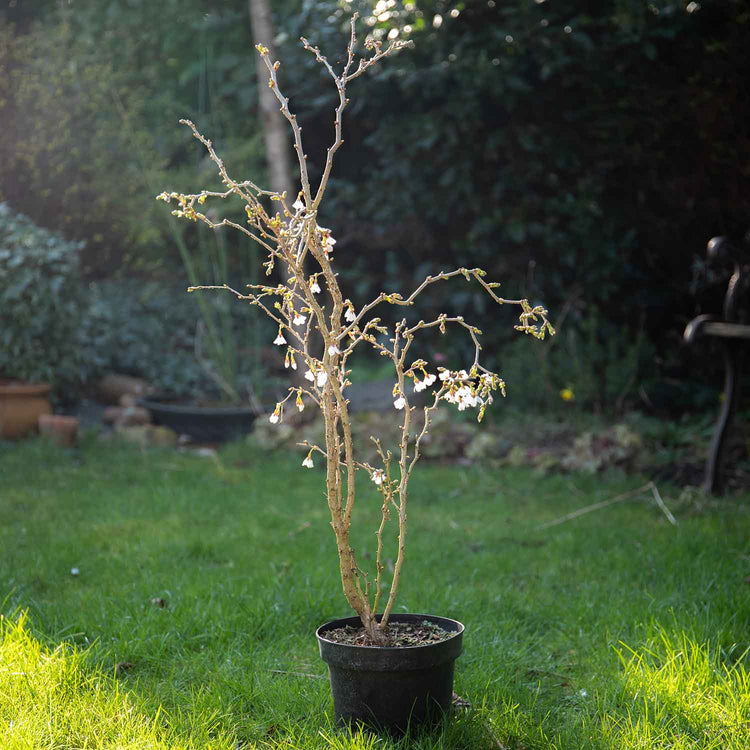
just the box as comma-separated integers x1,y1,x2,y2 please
323,619,456,647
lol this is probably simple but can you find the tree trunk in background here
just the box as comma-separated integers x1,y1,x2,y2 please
248,0,296,206
249,0,305,387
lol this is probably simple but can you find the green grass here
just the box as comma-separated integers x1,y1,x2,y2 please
1,434,749,748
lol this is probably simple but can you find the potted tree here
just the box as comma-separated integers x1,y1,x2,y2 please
0,204,88,439
160,16,553,732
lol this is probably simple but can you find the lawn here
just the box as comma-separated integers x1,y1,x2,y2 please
1,434,749,749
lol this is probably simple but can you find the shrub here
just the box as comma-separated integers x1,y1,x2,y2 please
496,304,654,415
0,6,269,278
80,277,277,402
0,18,163,276
0,203,89,401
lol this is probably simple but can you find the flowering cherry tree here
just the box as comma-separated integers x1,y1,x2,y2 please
159,15,553,645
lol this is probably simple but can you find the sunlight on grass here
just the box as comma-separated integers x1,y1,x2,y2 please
0,612,233,749
602,629,750,749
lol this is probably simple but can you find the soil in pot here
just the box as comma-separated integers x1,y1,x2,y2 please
317,613,464,734
323,619,456,647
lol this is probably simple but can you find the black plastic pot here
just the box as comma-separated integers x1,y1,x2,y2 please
138,397,256,443
316,613,464,734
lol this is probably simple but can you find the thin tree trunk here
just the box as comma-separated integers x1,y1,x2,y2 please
248,0,305,387
248,0,296,204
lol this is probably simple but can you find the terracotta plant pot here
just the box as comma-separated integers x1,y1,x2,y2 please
316,613,464,734
38,413,79,447
0,381,52,439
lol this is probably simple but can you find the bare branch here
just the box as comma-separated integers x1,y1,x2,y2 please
258,52,313,204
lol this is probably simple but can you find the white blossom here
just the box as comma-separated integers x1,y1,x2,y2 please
293,313,307,326
444,385,480,411
273,330,287,346
293,197,305,211
317,225,335,248
317,370,328,387
394,396,406,410
328,344,341,356
310,279,322,294
302,455,314,468
371,469,385,485
344,307,356,322
413,378,427,392
304,369,315,382
424,373,437,386
269,403,283,423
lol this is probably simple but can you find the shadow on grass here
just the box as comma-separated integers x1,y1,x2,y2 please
0,609,543,749
9,605,749,749
2,438,750,748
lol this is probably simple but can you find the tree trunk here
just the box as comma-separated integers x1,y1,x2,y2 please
248,0,296,205
248,0,305,386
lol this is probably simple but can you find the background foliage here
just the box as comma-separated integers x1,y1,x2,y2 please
81,276,277,402
1,0,748,412
0,203,90,400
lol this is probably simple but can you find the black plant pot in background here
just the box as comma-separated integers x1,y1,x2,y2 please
316,613,464,734
138,397,256,443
